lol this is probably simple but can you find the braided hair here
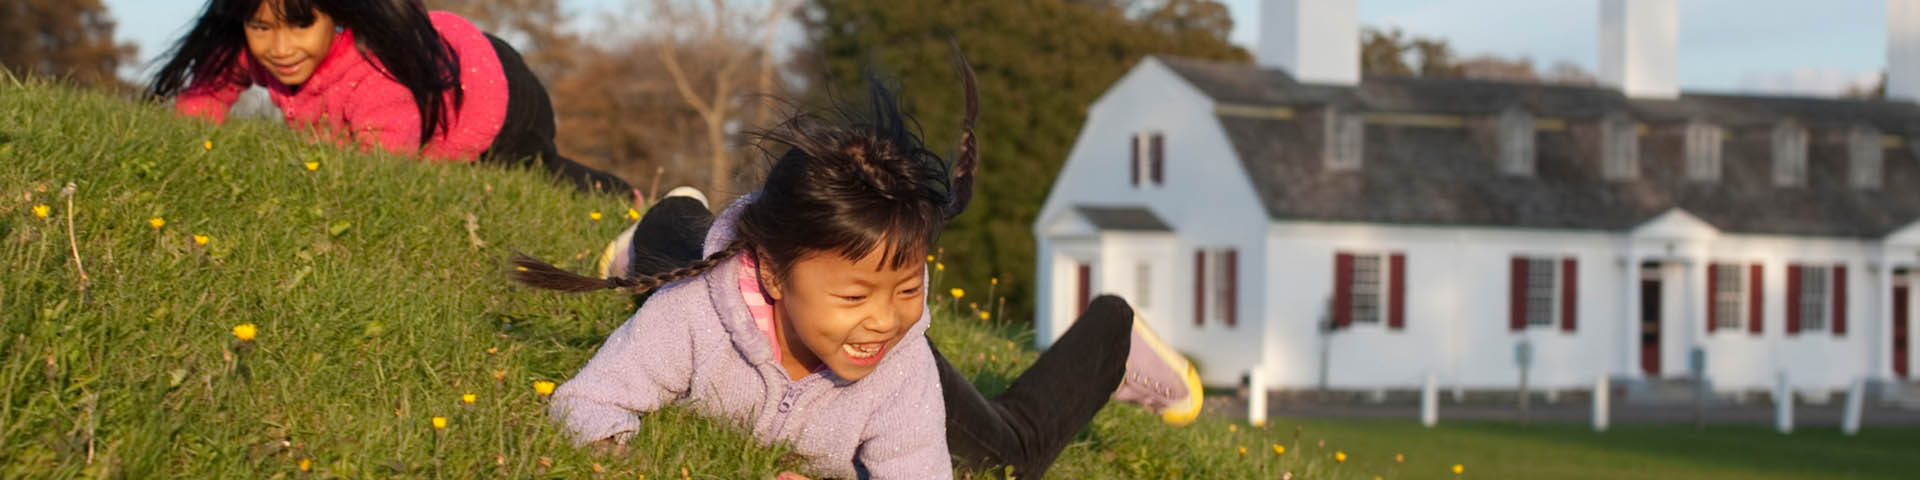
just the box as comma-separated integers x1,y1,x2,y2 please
510,44,980,296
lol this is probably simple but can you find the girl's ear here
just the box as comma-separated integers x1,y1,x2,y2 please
757,255,785,301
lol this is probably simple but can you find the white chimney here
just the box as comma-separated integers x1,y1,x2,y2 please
1889,0,1920,101
1258,0,1359,85
1598,0,1679,98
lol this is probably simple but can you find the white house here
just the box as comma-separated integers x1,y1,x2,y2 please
1033,0,1920,398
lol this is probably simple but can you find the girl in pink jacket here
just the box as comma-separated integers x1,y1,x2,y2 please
149,0,626,193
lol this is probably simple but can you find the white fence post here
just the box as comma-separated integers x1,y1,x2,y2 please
1593,375,1610,432
1774,370,1794,434
1843,378,1864,436
1421,372,1439,428
1248,367,1267,427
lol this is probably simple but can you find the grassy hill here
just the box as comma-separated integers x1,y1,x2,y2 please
0,77,1343,478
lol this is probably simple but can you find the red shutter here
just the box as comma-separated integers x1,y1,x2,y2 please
1510,257,1528,331
1193,250,1206,326
1150,133,1166,185
1225,249,1239,327
1130,134,1140,186
1786,265,1803,335
1561,258,1578,332
1749,264,1764,335
1334,253,1355,329
1389,253,1407,330
1833,265,1848,336
1076,263,1092,317
1707,263,1720,333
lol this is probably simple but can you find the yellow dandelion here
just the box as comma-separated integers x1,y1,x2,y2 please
462,393,476,404
1374,476,1383,480
1396,453,1405,463
626,208,641,221
1272,444,1286,455
589,211,603,221
592,463,605,473
1237,446,1247,455
1453,464,1465,475
32,204,50,219
231,323,257,342
1228,424,1238,432
491,369,507,381
935,262,945,272
534,380,556,396
991,277,998,286
193,235,210,246
978,311,991,320
203,140,213,151
304,161,319,171
1335,451,1347,463
432,416,447,430
149,217,165,229
298,458,311,472
486,346,499,355
926,254,935,262
950,288,965,300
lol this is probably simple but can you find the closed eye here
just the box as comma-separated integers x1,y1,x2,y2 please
836,294,867,303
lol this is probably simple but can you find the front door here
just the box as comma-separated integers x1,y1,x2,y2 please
1642,275,1663,376
1896,282,1910,379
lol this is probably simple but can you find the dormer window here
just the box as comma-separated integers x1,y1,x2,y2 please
1130,132,1165,187
1324,109,1364,171
1849,126,1882,190
1498,108,1535,176
1772,121,1808,187
1601,113,1639,180
1684,122,1723,182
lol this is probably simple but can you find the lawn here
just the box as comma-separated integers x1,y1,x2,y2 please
2,75,1917,479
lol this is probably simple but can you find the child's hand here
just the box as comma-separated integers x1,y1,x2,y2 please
774,472,810,480
587,438,629,457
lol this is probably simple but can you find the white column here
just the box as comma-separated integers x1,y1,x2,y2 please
1248,367,1268,427
1624,251,1643,378
1877,259,1896,381
1843,378,1865,436
1775,370,1794,434
1421,372,1439,428
1593,375,1611,432
1683,257,1704,360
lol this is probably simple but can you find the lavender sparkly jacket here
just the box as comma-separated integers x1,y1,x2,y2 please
547,195,951,479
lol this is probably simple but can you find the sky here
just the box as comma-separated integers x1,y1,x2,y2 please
106,0,1887,96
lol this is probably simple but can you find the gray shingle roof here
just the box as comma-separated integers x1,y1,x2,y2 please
1074,205,1173,232
1157,56,1920,237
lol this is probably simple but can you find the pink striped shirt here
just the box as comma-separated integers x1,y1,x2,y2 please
736,253,781,364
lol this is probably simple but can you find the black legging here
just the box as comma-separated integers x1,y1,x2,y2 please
625,202,1127,479
481,34,631,194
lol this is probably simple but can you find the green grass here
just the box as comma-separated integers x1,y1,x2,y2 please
3,77,1918,479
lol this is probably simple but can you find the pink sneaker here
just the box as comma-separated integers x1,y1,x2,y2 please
1111,314,1204,426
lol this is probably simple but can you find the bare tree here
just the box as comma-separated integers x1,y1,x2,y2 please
647,0,796,204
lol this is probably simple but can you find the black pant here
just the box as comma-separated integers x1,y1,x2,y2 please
623,203,1129,479
481,34,632,194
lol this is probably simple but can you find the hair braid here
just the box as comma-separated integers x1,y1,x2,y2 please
945,39,979,221
507,241,748,295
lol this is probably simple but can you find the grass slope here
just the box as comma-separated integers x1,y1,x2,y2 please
0,78,1334,478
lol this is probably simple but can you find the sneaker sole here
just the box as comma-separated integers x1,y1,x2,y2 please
1133,314,1204,426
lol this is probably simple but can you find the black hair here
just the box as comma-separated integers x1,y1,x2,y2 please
149,0,463,146
511,43,980,295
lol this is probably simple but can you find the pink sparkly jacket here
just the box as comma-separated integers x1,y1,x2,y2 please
548,194,952,479
175,11,507,161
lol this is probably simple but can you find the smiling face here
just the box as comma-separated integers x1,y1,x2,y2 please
243,1,336,86
761,245,927,382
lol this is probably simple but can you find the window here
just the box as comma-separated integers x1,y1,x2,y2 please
1850,126,1883,189
1773,122,1808,187
1350,254,1382,325
1135,262,1151,309
1601,114,1639,180
1712,264,1746,330
1526,258,1558,327
1510,256,1577,332
1499,108,1535,176
1324,110,1364,171
1800,267,1829,331
1193,248,1237,327
1685,122,1723,182
1129,132,1165,187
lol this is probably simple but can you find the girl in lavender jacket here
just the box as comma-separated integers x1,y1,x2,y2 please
515,49,1204,479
